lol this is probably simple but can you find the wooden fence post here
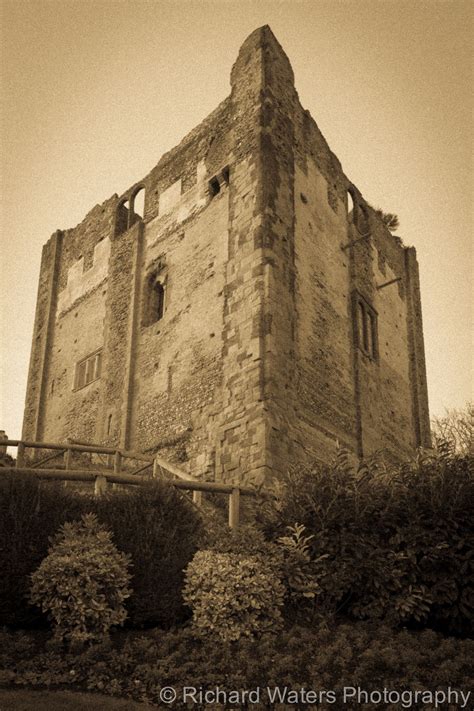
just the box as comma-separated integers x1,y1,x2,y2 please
94,475,107,497
228,487,240,529
192,490,203,506
64,448,72,470
16,442,25,468
114,451,122,474
112,451,121,490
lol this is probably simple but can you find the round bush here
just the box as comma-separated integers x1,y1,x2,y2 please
30,513,131,646
183,549,285,642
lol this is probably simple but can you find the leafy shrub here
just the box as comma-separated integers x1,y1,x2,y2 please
277,523,328,619
204,522,327,623
1,623,472,707
30,513,131,646
259,449,474,635
0,474,203,628
183,548,285,641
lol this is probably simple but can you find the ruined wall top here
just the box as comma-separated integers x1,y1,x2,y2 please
230,25,295,87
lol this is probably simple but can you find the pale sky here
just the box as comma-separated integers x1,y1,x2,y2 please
1,0,472,439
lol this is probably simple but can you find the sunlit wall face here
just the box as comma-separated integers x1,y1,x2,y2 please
1,0,472,438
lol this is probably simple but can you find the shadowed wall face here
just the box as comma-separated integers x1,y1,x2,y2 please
22,26,430,482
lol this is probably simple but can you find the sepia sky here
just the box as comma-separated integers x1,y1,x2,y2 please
1,0,472,439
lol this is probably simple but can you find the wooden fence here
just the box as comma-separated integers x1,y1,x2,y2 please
3,439,255,529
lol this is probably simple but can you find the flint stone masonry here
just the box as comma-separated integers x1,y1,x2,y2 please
22,26,431,483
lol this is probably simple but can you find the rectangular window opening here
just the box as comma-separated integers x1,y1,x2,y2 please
143,276,165,327
74,349,103,390
354,294,378,360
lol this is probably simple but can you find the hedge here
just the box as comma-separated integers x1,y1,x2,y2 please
259,449,474,636
0,473,203,627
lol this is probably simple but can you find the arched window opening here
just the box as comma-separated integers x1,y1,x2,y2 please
115,199,130,236
131,187,145,221
143,274,165,327
107,413,113,436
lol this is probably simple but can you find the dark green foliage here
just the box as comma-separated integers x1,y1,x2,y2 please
0,474,85,626
150,452,473,633
0,474,203,628
93,482,203,627
1,624,472,708
259,449,474,635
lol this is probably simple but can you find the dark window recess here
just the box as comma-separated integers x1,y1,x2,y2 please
74,349,102,390
209,177,220,196
143,275,165,326
208,166,230,197
354,295,378,360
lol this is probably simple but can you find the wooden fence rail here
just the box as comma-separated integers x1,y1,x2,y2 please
3,440,255,528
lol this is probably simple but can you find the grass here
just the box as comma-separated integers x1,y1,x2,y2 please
0,689,153,710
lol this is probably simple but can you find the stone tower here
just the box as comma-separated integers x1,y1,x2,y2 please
22,26,431,484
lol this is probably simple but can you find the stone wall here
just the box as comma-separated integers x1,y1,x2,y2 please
22,25,430,481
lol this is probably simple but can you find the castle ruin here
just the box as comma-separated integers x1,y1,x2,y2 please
22,26,431,484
